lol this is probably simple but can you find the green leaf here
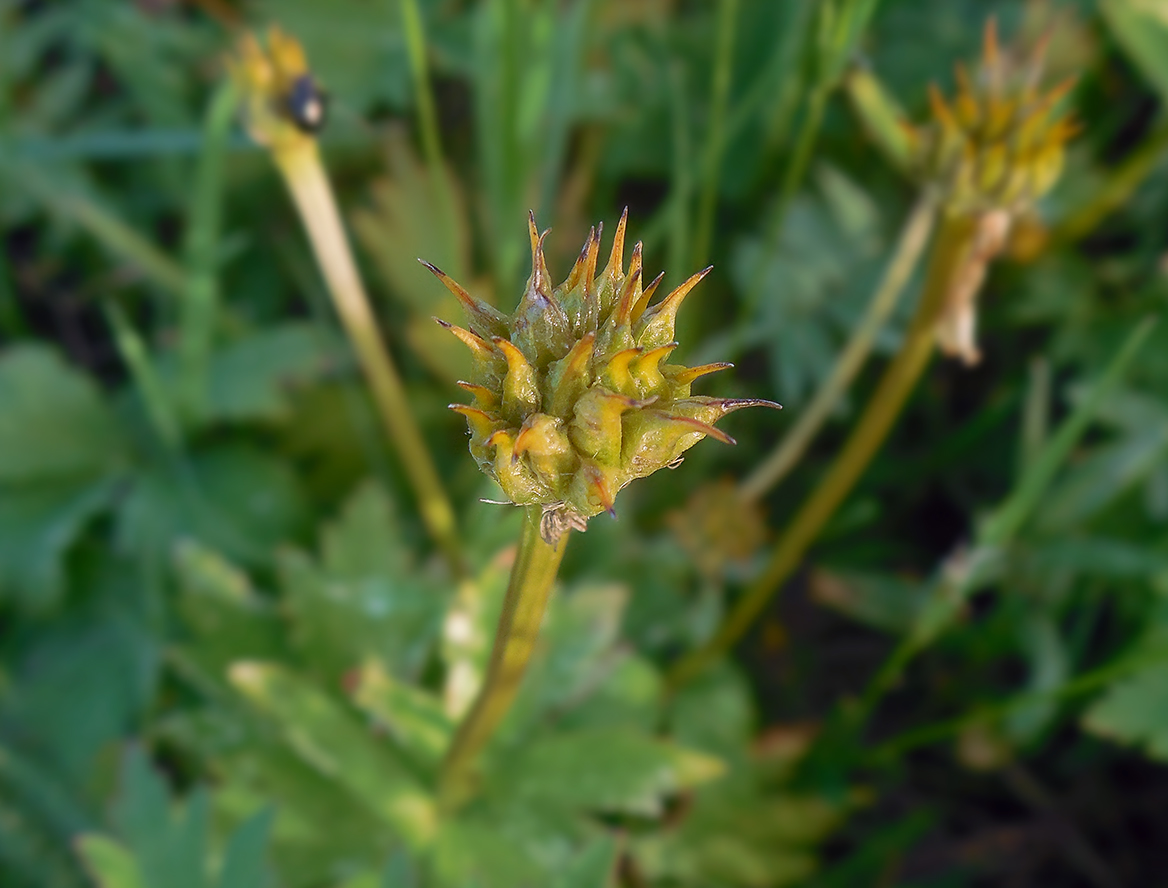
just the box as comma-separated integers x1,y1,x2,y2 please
352,660,453,775
172,542,286,689
552,836,620,888
511,583,630,729
75,750,274,888
2,612,156,781
432,818,546,888
727,166,889,404
493,728,724,817
76,836,146,888
0,477,117,607
215,808,277,888
280,482,446,682
0,346,125,606
228,661,437,848
199,323,347,425
116,444,308,567
0,345,124,482
1083,662,1168,761
1100,0,1168,104
668,661,755,761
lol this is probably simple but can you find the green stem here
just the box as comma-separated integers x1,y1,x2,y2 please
439,506,569,813
179,81,238,423
692,0,738,268
739,195,936,502
869,650,1164,763
103,302,182,450
399,0,461,263
275,144,465,578
669,210,977,689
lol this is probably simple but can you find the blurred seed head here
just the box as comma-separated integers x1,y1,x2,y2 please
908,19,1076,218
667,478,767,582
908,20,1077,367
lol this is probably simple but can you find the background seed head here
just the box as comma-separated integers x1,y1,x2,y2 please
908,20,1076,217
429,211,778,539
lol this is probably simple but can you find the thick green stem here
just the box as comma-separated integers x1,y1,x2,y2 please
669,210,977,689
439,506,569,813
739,196,936,502
275,145,465,577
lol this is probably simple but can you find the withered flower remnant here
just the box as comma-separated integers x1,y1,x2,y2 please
427,211,779,541
907,21,1076,365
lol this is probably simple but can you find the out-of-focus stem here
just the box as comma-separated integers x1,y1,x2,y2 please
692,0,739,268
399,0,460,261
104,302,181,450
670,211,977,689
439,505,568,813
275,144,464,576
739,196,936,502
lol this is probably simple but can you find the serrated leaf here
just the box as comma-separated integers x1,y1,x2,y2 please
494,728,724,817
281,483,446,682
228,661,437,848
728,166,890,405
76,751,274,888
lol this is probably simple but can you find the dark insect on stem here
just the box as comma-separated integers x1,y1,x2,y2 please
285,73,328,133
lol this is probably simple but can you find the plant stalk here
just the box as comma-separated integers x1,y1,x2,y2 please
439,505,569,813
692,0,739,268
739,195,936,502
670,209,977,689
275,144,464,576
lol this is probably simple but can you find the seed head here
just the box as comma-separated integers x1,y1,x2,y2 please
908,20,1076,217
428,211,779,541
907,20,1077,366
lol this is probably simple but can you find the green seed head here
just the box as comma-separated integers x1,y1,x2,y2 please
427,211,778,540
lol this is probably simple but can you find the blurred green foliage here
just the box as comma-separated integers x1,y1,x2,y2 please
3,0,1168,885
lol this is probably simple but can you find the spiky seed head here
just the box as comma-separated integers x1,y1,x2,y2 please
429,211,779,541
907,20,1077,367
231,28,328,155
907,19,1076,217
